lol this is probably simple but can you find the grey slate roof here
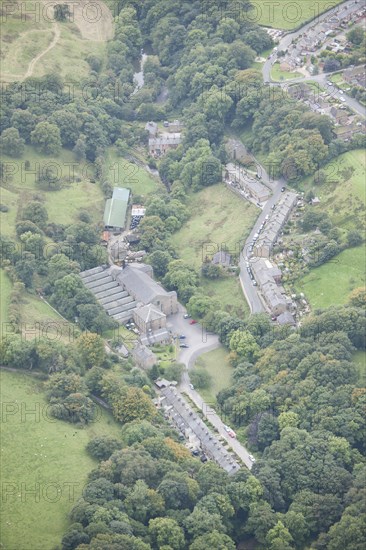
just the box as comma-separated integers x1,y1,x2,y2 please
115,265,172,304
212,251,231,266
134,304,165,323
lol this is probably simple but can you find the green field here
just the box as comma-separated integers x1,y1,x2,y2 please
296,246,366,309
0,1,108,84
204,276,249,317
20,293,77,344
353,350,366,386
298,149,366,231
1,146,88,191
0,369,122,550
105,148,161,197
271,63,304,81
170,183,256,312
0,0,51,81
195,347,233,404
170,184,257,270
0,269,12,324
254,0,343,30
43,180,105,226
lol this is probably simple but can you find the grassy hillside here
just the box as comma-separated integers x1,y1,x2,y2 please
0,0,109,83
105,147,161,197
298,149,366,231
0,369,121,550
170,183,256,314
294,150,366,308
0,269,12,324
296,246,365,309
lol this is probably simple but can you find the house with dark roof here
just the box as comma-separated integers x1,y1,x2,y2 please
132,343,157,369
112,263,178,316
145,121,158,136
212,251,232,267
149,133,181,155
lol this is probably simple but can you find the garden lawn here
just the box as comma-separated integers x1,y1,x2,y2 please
0,369,122,550
106,148,160,197
0,269,12,324
194,347,232,404
295,246,366,309
253,0,342,30
271,63,304,81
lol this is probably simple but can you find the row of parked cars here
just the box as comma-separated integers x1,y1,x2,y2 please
130,215,143,230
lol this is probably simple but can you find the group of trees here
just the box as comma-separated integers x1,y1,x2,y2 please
0,194,113,332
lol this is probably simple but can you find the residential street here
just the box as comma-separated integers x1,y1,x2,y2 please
262,0,365,118
167,307,254,469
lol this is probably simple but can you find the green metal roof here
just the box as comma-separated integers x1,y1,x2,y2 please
103,188,130,229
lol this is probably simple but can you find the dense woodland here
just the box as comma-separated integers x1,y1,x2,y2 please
1,1,366,549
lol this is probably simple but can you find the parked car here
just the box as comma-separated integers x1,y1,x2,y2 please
252,280,257,286
281,186,286,192
183,314,190,319
189,383,194,390
228,430,237,438
180,343,189,348
191,449,199,456
224,425,231,432
249,454,256,462
189,319,197,325
179,335,186,339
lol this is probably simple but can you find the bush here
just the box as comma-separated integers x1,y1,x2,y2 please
190,367,212,389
